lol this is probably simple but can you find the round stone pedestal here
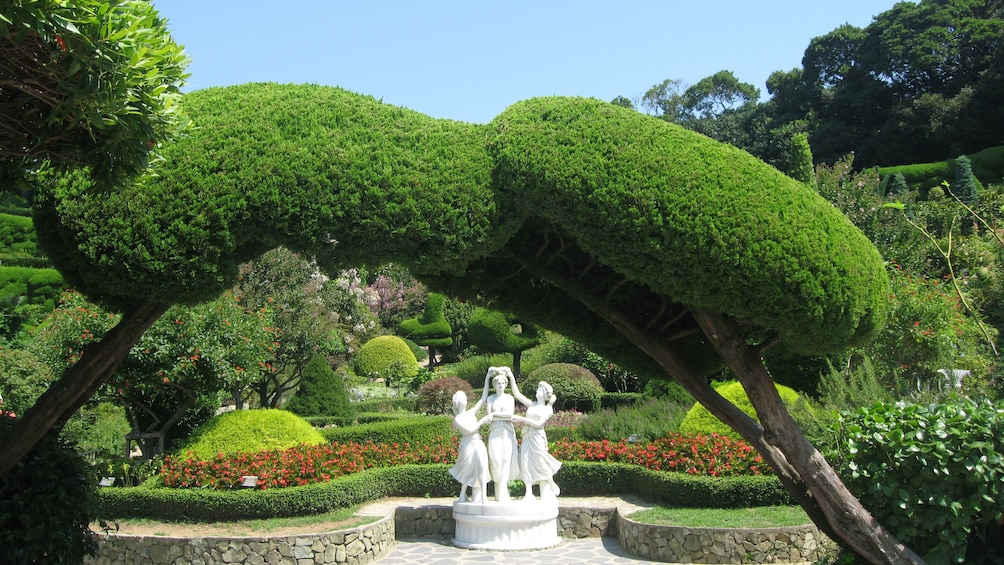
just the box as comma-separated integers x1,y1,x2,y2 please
452,498,562,550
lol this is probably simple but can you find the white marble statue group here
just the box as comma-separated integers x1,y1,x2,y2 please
449,366,562,505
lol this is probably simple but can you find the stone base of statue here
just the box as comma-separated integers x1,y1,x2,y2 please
452,498,562,550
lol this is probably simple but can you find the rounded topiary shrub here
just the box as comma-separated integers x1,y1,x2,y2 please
415,375,473,415
176,409,326,459
354,335,419,386
285,354,354,420
679,381,803,440
0,417,97,564
521,363,603,412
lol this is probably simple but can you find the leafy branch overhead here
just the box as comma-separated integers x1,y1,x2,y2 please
0,0,190,189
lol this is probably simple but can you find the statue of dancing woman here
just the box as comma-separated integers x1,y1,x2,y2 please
484,366,519,502
511,374,562,502
448,390,492,503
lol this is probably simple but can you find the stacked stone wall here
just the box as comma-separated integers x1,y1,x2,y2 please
85,514,393,565
616,513,837,564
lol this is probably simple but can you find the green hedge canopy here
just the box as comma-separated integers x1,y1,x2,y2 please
33,83,888,370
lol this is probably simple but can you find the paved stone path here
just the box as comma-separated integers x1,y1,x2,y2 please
359,497,815,564
377,536,659,564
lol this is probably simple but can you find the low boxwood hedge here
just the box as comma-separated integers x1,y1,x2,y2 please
304,412,413,429
318,415,453,445
96,462,787,521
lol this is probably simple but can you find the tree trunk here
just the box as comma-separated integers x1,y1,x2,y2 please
510,249,923,563
692,308,925,565
0,299,171,479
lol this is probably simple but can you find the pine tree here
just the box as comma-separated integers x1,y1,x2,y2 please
286,355,353,420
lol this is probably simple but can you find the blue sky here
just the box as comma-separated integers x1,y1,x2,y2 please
155,1,897,124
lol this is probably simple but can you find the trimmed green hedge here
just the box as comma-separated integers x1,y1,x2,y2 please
318,415,453,445
0,266,64,311
96,465,458,521
351,397,416,414
95,461,787,521
304,412,410,428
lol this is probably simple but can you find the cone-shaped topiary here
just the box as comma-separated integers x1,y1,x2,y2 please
285,354,354,420
176,408,325,459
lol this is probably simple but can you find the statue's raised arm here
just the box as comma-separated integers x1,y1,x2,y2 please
507,367,533,407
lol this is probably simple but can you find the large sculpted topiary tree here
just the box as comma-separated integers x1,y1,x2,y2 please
2,83,922,563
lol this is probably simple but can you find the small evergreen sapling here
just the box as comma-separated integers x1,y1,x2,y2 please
286,354,354,420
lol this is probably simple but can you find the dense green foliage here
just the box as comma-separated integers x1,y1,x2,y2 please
1,0,190,189
466,308,541,377
679,381,803,440
0,417,96,564
0,212,38,257
29,290,276,454
0,347,51,415
33,84,888,371
577,397,689,442
285,355,354,420
317,415,452,446
522,363,604,413
485,96,887,357
833,400,1004,564
353,335,419,385
176,409,325,460
398,292,452,348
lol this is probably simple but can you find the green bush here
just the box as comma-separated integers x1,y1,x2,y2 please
0,347,52,415
833,399,1004,564
578,397,689,441
600,392,643,409
319,415,453,446
679,381,804,440
400,337,428,362
0,417,97,564
285,354,354,420
522,363,604,412
398,293,453,348
528,334,642,393
642,378,695,405
415,375,473,415
354,335,419,386
95,461,788,521
350,396,415,414
60,401,131,461
177,409,326,459
447,353,514,389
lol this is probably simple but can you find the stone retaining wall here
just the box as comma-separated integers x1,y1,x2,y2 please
85,514,394,565
88,502,835,564
616,513,837,564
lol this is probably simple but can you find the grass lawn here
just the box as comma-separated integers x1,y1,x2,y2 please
93,506,377,537
628,505,811,528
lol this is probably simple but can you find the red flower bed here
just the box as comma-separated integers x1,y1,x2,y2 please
160,432,765,490
160,437,458,490
549,433,764,477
